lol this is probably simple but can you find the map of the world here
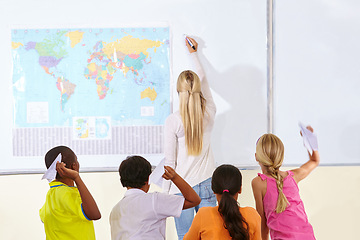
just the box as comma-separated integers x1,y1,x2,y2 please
11,27,170,140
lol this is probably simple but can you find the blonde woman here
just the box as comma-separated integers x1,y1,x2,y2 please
164,37,216,239
252,127,320,240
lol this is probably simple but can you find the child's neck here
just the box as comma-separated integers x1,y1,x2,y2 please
260,164,270,175
127,184,149,193
262,168,288,178
215,193,239,204
57,178,75,187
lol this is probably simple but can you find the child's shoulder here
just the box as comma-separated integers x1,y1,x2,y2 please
252,174,267,185
195,206,218,217
152,191,184,201
199,206,217,212
49,181,77,192
48,181,80,201
251,175,267,196
253,170,291,181
240,206,260,218
239,207,261,229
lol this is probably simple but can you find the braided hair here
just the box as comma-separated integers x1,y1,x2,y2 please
256,134,289,213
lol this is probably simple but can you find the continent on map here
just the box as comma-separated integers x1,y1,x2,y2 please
25,41,65,74
84,35,163,100
12,42,23,49
84,42,117,100
12,28,170,131
24,31,68,75
102,35,162,57
141,87,157,102
123,53,146,77
65,31,85,48
56,77,76,111
23,31,78,111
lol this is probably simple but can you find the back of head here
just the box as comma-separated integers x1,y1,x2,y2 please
211,165,249,240
45,146,76,179
119,155,152,188
256,134,284,169
256,134,289,213
177,70,206,156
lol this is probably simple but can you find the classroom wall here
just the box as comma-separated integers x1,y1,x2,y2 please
1,166,359,239
1,0,267,173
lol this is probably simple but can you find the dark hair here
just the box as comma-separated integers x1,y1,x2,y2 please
119,155,152,188
211,165,249,240
45,146,76,179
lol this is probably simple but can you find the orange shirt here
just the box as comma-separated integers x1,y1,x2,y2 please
184,206,261,240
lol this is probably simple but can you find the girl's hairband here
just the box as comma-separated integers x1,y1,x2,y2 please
223,189,229,193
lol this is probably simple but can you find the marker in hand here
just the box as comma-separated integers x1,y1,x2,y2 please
185,36,196,50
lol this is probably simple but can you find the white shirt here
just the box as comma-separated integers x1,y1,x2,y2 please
164,52,216,194
109,188,185,240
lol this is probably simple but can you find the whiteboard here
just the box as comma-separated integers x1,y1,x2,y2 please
0,0,267,174
274,0,360,166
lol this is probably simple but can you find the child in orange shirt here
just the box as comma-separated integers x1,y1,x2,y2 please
184,165,261,240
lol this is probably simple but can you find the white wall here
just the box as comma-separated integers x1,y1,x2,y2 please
274,0,360,165
0,0,267,173
1,167,359,239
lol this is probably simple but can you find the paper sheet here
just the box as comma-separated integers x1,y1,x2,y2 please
41,154,61,182
299,122,318,154
148,158,165,188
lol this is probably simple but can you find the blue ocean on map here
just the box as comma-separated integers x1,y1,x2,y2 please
11,28,170,128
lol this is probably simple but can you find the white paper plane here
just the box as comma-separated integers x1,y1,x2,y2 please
41,154,61,182
149,158,166,188
299,122,318,155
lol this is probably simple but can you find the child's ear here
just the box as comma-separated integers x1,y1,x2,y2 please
143,180,150,193
238,186,242,194
71,162,77,170
72,160,80,172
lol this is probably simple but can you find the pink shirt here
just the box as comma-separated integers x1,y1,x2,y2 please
258,171,315,240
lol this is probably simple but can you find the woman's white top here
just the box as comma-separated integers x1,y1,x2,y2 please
164,52,216,194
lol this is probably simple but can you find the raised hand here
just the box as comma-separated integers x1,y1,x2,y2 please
56,162,79,181
162,165,201,209
185,36,198,53
162,166,178,180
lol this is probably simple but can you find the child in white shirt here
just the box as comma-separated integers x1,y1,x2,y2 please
110,155,201,240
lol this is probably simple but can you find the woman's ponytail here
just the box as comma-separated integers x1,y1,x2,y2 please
177,70,206,155
212,165,250,240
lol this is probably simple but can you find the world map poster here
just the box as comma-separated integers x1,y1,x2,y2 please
11,27,170,156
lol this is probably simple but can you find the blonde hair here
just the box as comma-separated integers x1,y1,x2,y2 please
177,70,206,155
256,134,289,213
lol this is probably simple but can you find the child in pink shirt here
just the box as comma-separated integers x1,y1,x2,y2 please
252,126,320,240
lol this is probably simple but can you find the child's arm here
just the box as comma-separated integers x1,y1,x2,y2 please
292,126,320,183
163,166,201,209
252,177,269,240
56,162,101,220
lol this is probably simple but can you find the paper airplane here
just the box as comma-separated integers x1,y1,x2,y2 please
41,154,61,182
149,158,166,188
299,122,318,154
